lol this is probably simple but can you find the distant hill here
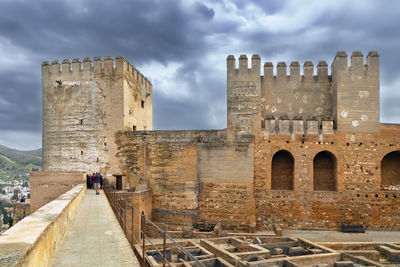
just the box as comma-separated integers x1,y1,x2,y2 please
0,145,42,181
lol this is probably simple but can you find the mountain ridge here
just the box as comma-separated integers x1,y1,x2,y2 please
0,144,42,180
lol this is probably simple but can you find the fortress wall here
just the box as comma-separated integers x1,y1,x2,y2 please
253,124,400,230
0,184,86,267
115,130,256,230
114,125,400,231
30,172,85,213
262,61,332,120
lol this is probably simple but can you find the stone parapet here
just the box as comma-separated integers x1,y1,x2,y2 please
0,184,86,267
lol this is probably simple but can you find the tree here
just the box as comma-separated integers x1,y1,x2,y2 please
11,188,20,200
8,216,13,228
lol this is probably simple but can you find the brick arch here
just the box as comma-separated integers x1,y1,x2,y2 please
381,150,400,190
271,150,294,190
313,150,337,191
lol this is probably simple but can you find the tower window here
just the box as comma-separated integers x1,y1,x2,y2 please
141,100,144,108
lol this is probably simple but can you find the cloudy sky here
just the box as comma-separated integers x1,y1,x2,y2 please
0,0,400,150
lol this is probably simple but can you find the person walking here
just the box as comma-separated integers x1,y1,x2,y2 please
86,174,92,189
99,173,103,189
92,173,101,195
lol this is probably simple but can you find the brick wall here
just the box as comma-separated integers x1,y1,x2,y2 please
115,130,256,230
254,124,400,230
113,124,400,231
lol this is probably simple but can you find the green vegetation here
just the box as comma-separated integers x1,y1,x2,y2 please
0,199,13,225
0,145,42,182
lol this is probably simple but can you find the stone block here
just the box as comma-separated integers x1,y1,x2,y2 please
278,120,290,135
308,248,323,254
273,223,282,236
322,120,334,135
307,120,319,135
213,222,222,237
273,247,283,255
292,120,304,135
265,119,276,134
288,246,305,256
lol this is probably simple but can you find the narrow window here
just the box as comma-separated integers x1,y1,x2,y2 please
132,125,136,131
80,119,83,125
81,151,83,155
141,100,144,108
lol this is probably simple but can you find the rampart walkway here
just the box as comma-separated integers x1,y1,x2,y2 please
51,189,139,267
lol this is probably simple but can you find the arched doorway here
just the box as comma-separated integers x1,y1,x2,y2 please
271,150,294,190
313,151,337,191
381,151,400,189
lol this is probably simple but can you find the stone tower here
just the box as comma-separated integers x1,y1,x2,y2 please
227,54,262,141
227,51,380,139
332,51,380,132
42,56,152,175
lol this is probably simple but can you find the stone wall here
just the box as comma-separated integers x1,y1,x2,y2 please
112,123,400,231
30,172,84,213
254,123,400,230
0,184,85,267
115,130,256,230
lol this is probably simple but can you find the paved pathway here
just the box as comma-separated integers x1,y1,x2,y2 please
51,189,139,267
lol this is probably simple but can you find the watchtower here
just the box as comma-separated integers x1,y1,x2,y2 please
41,56,153,175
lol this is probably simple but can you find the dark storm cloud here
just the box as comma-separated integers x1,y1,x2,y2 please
0,0,211,63
1,0,400,149
0,0,218,149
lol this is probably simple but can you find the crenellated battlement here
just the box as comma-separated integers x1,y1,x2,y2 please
227,51,379,81
227,51,381,137
331,51,379,78
42,56,152,90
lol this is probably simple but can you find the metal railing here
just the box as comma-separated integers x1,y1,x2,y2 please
103,185,205,267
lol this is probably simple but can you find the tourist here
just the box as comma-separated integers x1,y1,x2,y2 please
99,173,103,189
86,174,92,189
20,196,25,203
92,173,101,195
90,173,95,188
